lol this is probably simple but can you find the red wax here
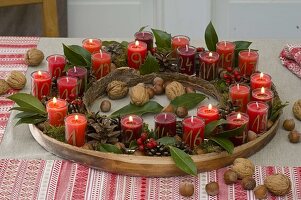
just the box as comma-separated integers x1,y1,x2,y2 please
82,38,102,54
46,98,67,126
67,67,87,96
250,72,272,90
91,51,111,80
238,50,259,76
182,116,205,148
57,76,78,101
134,31,154,51
197,104,219,125
154,113,177,138
199,51,220,81
47,54,66,78
171,35,190,52
177,45,196,75
216,41,235,69
65,113,87,147
121,115,143,143
229,84,250,112
226,112,249,145
127,41,147,69
31,71,52,100
247,101,268,134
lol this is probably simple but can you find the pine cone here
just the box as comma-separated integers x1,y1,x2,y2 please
102,42,127,67
154,50,177,72
175,141,193,154
145,144,170,156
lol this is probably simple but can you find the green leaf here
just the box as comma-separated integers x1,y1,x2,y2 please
169,146,197,176
205,21,219,51
15,117,46,126
209,137,234,154
151,28,171,49
7,93,46,115
15,112,41,119
120,41,129,48
204,119,228,137
63,44,91,67
139,52,160,75
157,137,176,146
96,144,122,154
129,140,138,150
217,124,246,138
10,107,43,113
170,93,207,110
233,41,252,50
110,101,163,118
139,25,148,32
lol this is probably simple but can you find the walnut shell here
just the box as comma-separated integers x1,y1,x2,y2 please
264,174,291,196
0,79,10,95
292,99,301,121
129,83,149,106
24,48,44,66
231,158,255,179
165,81,185,100
5,71,26,90
106,80,128,100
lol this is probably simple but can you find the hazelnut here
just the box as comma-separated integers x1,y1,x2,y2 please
247,130,257,142
100,100,111,112
288,130,300,143
231,158,255,179
283,119,295,131
165,81,185,100
146,87,155,99
114,142,125,150
81,143,93,150
242,177,256,190
267,119,274,129
292,99,301,121
264,173,291,196
205,182,219,196
133,150,145,156
176,106,188,118
0,79,10,95
161,104,175,113
194,146,205,155
129,83,149,106
24,48,44,66
106,80,129,100
254,185,268,199
185,86,196,93
163,81,171,89
153,84,164,95
5,71,26,90
224,169,238,185
153,77,164,86
179,181,194,197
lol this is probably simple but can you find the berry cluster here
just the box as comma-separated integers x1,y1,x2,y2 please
222,67,242,85
137,133,157,152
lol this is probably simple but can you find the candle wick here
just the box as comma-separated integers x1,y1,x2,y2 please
54,55,57,62
74,66,77,73
177,37,180,42
256,102,259,109
164,113,167,121
224,41,226,46
142,32,144,37
248,49,250,56
191,116,194,123
237,84,240,90
100,50,103,58
67,77,69,83
185,45,188,52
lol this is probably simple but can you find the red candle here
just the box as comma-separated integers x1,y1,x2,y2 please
46,97,67,126
134,31,154,51
216,41,235,69
197,104,219,125
67,67,87,96
252,87,274,104
199,51,220,81
247,101,268,134
120,115,143,143
229,83,250,112
171,35,190,52
154,112,177,138
182,116,205,148
47,54,66,78
177,45,196,75
57,76,78,101
82,38,102,54
31,70,52,100
226,112,249,145
238,49,259,76
65,113,87,147
91,51,111,80
250,72,272,90
127,41,147,69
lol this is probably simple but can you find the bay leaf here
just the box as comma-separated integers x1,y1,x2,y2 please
204,119,228,137
151,28,171,50
139,25,148,32
217,124,246,138
170,93,207,110
139,52,160,75
63,44,91,67
205,21,218,51
157,137,176,146
209,137,234,154
96,144,122,154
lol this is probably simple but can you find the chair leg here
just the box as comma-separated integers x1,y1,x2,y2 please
42,0,59,37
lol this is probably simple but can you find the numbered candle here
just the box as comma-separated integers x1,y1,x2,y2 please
31,70,52,100
121,115,143,143
91,51,111,80
252,87,274,113
67,67,87,96
57,76,78,101
247,101,268,134
82,38,102,53
47,54,66,78
238,49,259,76
46,97,67,126
177,45,196,75
182,116,205,148
216,41,235,69
197,104,219,125
65,113,87,147
226,112,249,145
134,31,154,51
127,41,147,69
171,35,190,52
250,72,272,90
199,51,220,81
229,84,250,112
154,112,177,138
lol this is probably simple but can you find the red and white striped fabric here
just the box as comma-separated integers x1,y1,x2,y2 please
279,44,301,78
0,37,39,143
0,159,300,200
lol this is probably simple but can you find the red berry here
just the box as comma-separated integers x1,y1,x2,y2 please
226,67,233,73
223,74,230,79
138,145,144,151
137,138,143,145
150,47,156,55
235,75,241,81
152,141,158,147
233,70,240,76
140,133,148,141
196,47,205,52
146,142,153,149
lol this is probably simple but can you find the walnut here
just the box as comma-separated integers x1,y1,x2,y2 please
106,80,128,99
292,99,301,121
231,158,255,179
179,181,194,197
165,81,185,100
24,48,44,66
264,174,291,196
129,83,149,106
5,71,26,90
0,79,10,95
